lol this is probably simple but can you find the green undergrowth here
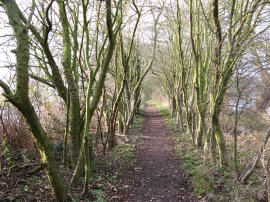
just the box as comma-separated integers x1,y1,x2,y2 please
89,144,135,202
130,114,145,136
90,114,144,202
175,134,214,197
148,100,171,117
152,101,264,201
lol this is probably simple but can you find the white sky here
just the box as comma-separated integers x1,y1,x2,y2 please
0,0,168,82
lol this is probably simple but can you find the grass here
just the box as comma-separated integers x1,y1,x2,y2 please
92,189,106,202
174,131,214,197
130,114,145,136
152,101,266,201
147,100,171,117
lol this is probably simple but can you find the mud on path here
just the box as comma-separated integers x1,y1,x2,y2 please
113,105,198,202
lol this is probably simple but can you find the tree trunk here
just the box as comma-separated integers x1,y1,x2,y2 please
118,115,124,133
58,1,81,167
210,124,217,165
108,119,117,149
16,100,68,201
171,96,177,117
186,110,196,147
196,113,205,147
176,93,184,130
108,81,125,149
212,112,227,167
0,1,67,200
70,0,116,190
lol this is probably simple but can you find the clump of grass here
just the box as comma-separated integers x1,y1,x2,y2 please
148,101,171,117
92,189,106,202
94,142,136,174
175,134,213,197
130,115,144,135
111,144,135,168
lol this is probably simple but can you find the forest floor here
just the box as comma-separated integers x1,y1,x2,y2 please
0,105,197,201
108,105,198,201
1,104,266,201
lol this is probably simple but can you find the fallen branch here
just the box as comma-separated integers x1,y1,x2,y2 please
6,162,45,176
116,133,129,142
27,163,46,175
240,128,270,183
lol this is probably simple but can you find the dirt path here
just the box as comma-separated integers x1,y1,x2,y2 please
114,105,198,202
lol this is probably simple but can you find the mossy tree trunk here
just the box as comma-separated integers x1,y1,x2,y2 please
211,0,228,167
209,0,266,167
0,0,67,201
70,0,118,193
57,0,81,168
188,0,211,148
19,0,84,167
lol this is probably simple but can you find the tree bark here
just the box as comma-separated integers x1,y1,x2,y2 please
70,0,116,192
0,0,67,201
58,0,81,167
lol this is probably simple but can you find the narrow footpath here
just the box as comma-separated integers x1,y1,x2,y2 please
115,105,198,202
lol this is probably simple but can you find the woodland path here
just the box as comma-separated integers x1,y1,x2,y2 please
114,105,198,202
